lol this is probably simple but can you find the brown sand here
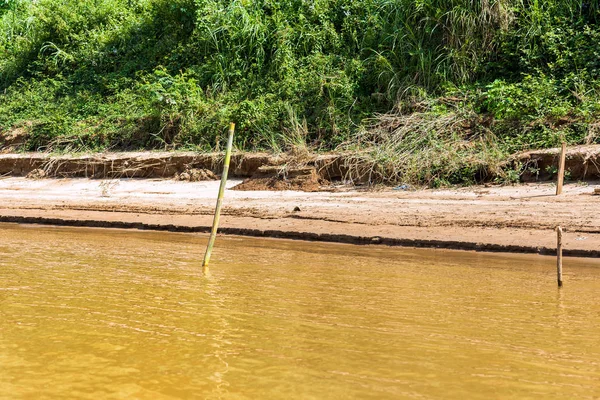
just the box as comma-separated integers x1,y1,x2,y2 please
1,177,599,257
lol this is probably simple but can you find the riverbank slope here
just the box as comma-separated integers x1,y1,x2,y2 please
2,177,599,257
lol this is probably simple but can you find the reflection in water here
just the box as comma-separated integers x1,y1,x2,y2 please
1,224,600,399
203,277,232,399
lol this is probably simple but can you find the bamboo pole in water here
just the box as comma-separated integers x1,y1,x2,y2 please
556,142,566,195
556,226,563,287
202,122,235,273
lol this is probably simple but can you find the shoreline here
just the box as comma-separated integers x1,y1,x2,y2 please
1,177,600,258
2,215,600,258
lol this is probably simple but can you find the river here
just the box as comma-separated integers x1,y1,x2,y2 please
1,224,599,399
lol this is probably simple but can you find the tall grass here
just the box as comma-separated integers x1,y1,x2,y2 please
1,0,600,184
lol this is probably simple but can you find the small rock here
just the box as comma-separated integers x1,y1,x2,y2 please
293,206,301,212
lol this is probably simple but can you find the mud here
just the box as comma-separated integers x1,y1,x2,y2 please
1,177,600,258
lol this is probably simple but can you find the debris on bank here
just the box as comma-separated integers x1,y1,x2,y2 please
0,151,348,186
2,144,600,188
25,169,47,180
517,144,600,182
174,168,217,182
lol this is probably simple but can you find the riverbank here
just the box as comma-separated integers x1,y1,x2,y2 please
3,145,600,184
1,176,600,257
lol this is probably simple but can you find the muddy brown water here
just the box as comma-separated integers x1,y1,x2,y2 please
1,224,600,399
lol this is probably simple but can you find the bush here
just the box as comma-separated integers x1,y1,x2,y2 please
1,0,600,185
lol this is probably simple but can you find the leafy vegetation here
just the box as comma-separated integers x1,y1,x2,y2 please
1,0,600,185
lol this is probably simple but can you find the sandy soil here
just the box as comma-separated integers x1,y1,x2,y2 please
1,177,599,257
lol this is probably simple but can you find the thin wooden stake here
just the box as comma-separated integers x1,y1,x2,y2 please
202,122,235,274
556,142,566,195
556,226,563,288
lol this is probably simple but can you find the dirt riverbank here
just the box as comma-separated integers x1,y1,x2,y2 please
2,144,600,184
1,176,599,257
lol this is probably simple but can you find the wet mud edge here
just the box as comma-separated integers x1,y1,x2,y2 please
2,215,599,259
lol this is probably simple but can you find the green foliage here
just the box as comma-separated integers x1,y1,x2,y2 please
1,0,600,185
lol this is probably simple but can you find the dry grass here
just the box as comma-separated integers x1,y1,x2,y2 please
337,108,508,186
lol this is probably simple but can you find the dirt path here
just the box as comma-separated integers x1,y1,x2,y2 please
1,177,599,257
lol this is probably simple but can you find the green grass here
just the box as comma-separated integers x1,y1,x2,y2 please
1,0,600,185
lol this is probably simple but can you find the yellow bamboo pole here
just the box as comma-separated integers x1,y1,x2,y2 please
202,122,235,274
